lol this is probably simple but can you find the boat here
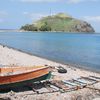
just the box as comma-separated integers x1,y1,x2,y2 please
0,66,51,90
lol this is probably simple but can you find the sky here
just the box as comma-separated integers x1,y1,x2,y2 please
0,0,100,32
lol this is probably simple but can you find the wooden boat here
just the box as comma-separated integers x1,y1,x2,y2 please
0,66,51,89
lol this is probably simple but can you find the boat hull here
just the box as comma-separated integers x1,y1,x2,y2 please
0,66,51,91
0,72,51,91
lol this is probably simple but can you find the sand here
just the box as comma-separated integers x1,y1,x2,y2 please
0,44,100,100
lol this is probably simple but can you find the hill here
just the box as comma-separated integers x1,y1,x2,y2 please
20,13,95,32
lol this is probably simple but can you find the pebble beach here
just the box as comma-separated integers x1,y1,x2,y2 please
0,44,100,100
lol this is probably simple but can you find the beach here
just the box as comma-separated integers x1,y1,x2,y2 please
0,44,100,100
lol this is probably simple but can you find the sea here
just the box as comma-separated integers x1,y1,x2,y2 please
0,32,100,72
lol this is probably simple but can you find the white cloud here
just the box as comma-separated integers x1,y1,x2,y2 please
0,11,8,23
67,0,83,4
83,16,100,22
20,0,59,3
67,0,99,4
10,0,99,3
0,11,7,17
0,19,4,23
23,12,28,15
23,12,49,21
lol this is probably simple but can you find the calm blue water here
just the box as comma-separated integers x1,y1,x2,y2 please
0,32,100,72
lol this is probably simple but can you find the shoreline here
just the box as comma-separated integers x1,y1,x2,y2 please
0,43,100,100
0,43,100,78
0,30,96,34
0,43,99,74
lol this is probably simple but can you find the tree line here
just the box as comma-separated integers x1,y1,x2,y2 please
20,22,51,31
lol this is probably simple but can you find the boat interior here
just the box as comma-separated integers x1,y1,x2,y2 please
0,66,48,76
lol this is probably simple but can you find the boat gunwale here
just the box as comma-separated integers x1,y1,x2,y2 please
0,66,49,76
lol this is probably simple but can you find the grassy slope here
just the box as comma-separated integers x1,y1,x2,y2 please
35,16,81,32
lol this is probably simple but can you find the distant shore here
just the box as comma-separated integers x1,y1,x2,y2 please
0,29,22,32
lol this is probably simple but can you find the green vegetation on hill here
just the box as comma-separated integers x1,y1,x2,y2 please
20,13,95,32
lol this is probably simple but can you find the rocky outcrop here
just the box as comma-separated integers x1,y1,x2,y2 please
73,20,95,32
